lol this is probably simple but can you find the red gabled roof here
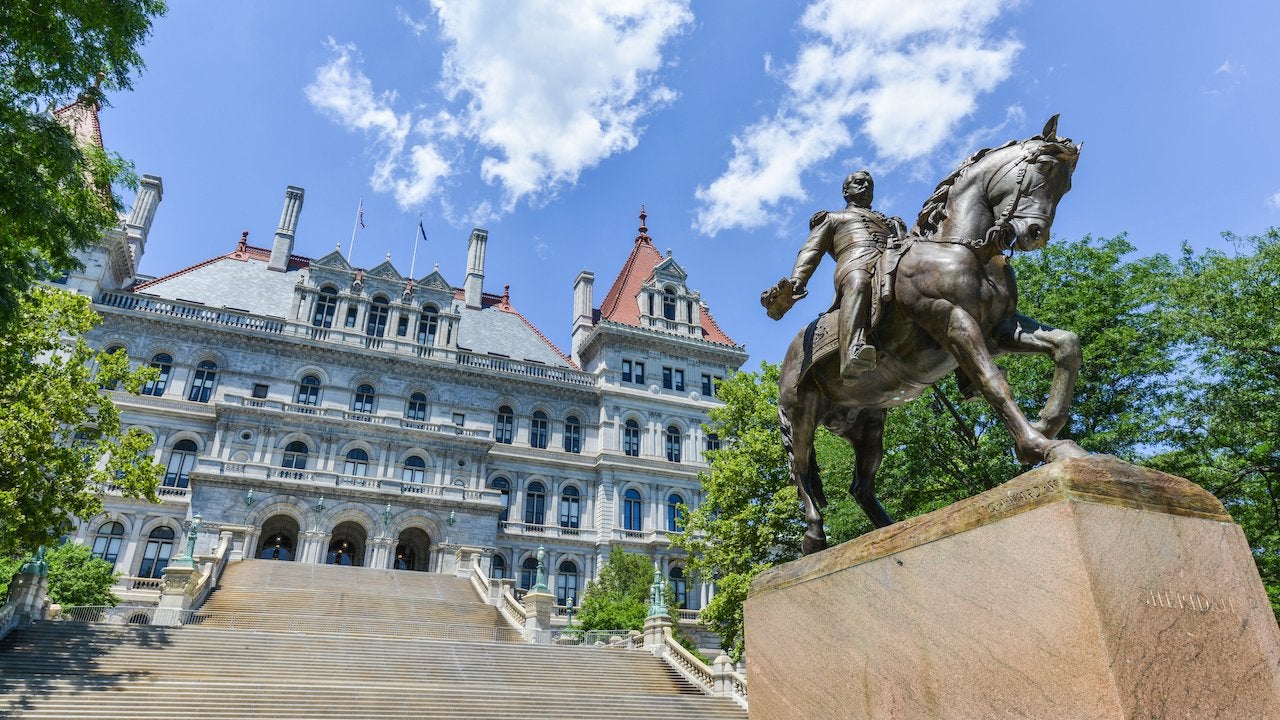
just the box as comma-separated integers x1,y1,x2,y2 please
596,208,737,346
53,97,105,150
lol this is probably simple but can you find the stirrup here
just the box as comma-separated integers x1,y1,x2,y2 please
841,344,877,378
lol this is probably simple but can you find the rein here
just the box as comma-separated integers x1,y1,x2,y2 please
922,144,1052,254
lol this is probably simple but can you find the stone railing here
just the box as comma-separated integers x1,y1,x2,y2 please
99,291,286,334
224,394,493,439
205,459,499,506
0,601,19,642
658,627,748,710
118,576,164,592
96,481,190,501
498,520,595,541
189,532,234,610
101,290,596,389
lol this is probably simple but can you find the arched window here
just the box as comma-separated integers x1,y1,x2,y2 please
556,560,580,606
138,526,176,579
366,297,389,337
623,419,640,457
495,406,514,445
406,392,428,421
352,384,375,414
663,287,677,321
282,441,309,469
563,415,581,453
295,374,321,406
313,287,338,328
667,493,685,532
491,553,507,580
344,448,369,477
91,521,126,564
559,486,581,529
705,433,721,453
164,439,198,488
187,361,217,403
665,425,682,463
417,304,439,346
623,488,643,531
530,411,548,449
402,455,427,484
490,476,512,522
524,481,547,526
142,353,172,396
520,556,539,590
670,566,688,609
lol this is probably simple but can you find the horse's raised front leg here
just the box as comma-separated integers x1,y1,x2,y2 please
944,308,1085,465
840,408,894,528
993,313,1083,439
779,394,828,555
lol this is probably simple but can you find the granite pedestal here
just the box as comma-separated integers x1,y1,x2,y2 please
745,456,1280,719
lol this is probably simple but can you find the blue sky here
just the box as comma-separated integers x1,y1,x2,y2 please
100,0,1280,365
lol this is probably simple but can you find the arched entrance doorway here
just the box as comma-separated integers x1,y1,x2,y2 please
258,514,299,561
394,527,431,571
326,520,367,566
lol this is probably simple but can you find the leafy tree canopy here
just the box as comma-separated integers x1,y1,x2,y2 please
0,0,166,324
1,541,120,607
0,286,162,556
576,546,668,633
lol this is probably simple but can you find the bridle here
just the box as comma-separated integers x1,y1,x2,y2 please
926,142,1058,254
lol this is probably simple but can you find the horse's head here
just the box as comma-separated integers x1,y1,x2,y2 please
988,115,1081,251
911,115,1081,254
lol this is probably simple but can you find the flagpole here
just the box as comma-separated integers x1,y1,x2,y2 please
347,197,362,261
409,212,422,278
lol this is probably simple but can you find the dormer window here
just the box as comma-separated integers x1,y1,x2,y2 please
418,304,439,346
313,288,337,328
366,297,389,337
663,288,677,321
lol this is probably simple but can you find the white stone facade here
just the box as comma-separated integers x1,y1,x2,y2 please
64,181,747,616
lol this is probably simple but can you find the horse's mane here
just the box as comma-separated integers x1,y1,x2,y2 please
909,135,1078,238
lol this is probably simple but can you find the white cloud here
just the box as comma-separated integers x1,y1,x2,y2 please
1267,191,1280,209
1216,59,1234,74
430,0,692,210
305,41,450,208
694,0,1021,236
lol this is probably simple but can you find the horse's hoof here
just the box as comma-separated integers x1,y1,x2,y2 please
1045,440,1089,463
802,532,828,556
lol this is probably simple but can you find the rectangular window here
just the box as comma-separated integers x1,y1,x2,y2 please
251,383,269,399
622,360,632,383
674,369,685,392
662,367,673,390
344,307,358,328
701,374,712,396
396,316,409,337
453,412,466,426
634,361,645,386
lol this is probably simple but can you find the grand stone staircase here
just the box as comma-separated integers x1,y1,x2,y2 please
0,561,747,719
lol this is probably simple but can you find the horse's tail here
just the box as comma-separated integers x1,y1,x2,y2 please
778,399,826,510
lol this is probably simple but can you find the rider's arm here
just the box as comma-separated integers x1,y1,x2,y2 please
790,213,831,293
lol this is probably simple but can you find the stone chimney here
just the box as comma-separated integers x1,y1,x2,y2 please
124,174,163,269
464,228,488,309
268,185,305,272
571,270,595,365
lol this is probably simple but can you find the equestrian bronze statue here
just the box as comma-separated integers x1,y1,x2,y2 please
762,115,1086,555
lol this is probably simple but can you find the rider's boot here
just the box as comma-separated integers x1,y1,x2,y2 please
839,276,877,378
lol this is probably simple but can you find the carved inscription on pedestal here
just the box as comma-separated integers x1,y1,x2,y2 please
1142,589,1237,615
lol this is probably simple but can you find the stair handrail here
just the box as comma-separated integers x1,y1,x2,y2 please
188,530,234,611
659,626,748,710
0,600,19,642
498,583,529,629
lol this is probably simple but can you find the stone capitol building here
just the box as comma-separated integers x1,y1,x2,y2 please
56,102,748,620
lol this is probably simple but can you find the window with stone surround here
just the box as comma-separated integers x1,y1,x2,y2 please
524,481,547,525
665,425,682,463
352,384,375,414
491,477,511,522
495,406,514,444
418,304,439,346
557,560,580,606
366,297,389,337
559,486,581,529
520,556,538,590
402,455,427,484
313,287,337,328
623,419,640,457
164,439,197,488
344,448,369,476
137,526,176,579
187,360,217,403
563,416,582,453
667,493,685,532
623,488,643,531
296,375,321,406
530,411,548,449
282,441,308,469
91,521,125,565
406,392,428,421
142,353,172,396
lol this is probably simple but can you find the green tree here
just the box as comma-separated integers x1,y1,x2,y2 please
1148,230,1280,611
0,0,166,323
0,286,162,556
1,542,120,607
577,546,664,632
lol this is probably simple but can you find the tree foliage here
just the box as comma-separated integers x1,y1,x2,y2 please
0,286,162,556
576,546,656,632
1,541,120,607
0,0,166,323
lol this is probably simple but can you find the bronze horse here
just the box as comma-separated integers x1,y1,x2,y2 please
778,116,1087,555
